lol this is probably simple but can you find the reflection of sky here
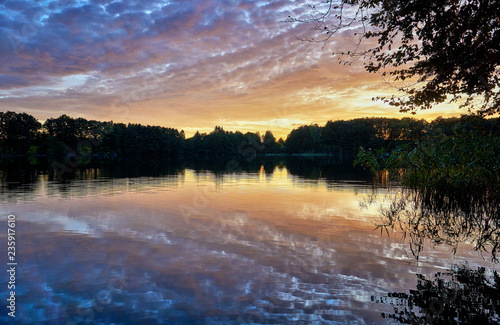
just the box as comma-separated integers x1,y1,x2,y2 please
0,167,496,324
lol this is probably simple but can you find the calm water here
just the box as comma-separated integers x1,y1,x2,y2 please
0,159,497,324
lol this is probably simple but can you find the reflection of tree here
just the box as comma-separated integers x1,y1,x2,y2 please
375,186,500,261
285,157,370,181
371,264,500,324
0,159,46,191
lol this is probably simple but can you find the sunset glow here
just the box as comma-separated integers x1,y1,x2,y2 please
0,0,462,138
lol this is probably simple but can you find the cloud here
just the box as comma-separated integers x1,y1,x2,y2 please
0,0,460,136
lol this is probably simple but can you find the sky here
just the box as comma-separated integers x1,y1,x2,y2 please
0,0,462,138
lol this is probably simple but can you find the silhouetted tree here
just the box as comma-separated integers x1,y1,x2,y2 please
205,126,236,157
290,1,500,115
262,130,282,153
286,124,321,154
3,113,498,165
0,111,41,154
44,114,79,146
322,119,377,157
116,123,182,159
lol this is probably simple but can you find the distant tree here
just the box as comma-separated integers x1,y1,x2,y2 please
244,132,262,146
44,114,80,146
262,130,281,153
100,122,125,157
233,131,264,159
0,111,41,154
322,119,376,156
186,131,204,156
286,124,321,153
289,1,500,115
205,126,236,156
43,115,110,159
263,130,276,145
212,125,225,134
184,126,257,157
389,117,427,141
117,124,182,158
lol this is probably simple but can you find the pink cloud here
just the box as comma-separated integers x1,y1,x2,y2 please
0,0,461,136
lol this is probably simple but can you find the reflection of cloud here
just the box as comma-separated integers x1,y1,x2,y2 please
11,182,394,323
0,1,461,135
5,166,495,323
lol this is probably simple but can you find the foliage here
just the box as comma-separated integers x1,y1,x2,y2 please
285,124,322,154
2,111,498,167
262,130,283,153
356,129,500,192
285,117,428,157
322,118,379,156
0,111,41,154
372,264,500,324
356,117,500,260
116,123,183,158
183,127,270,158
289,0,500,115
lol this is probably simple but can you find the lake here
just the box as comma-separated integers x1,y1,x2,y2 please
0,158,497,324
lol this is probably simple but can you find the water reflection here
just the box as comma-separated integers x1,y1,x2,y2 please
1,156,371,182
0,158,497,324
368,186,500,262
372,263,500,324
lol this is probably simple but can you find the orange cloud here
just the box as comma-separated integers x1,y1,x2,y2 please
0,0,463,138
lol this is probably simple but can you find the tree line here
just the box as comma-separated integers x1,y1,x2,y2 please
278,115,499,158
0,111,498,162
